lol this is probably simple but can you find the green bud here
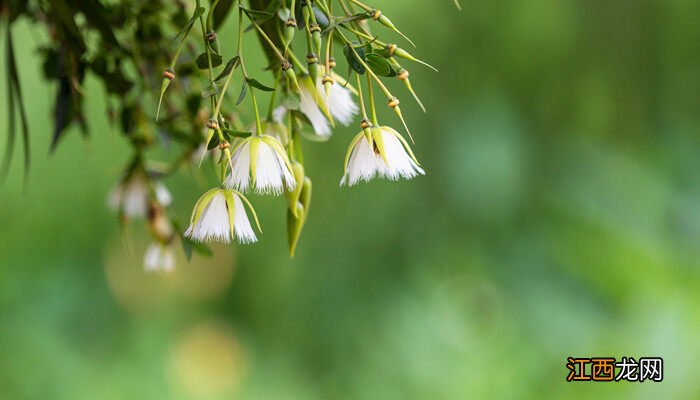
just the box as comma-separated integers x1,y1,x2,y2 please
285,24,296,49
309,60,318,85
300,177,312,214
287,204,305,258
284,66,303,96
285,161,305,217
287,176,311,258
156,75,172,121
312,31,322,56
393,47,437,72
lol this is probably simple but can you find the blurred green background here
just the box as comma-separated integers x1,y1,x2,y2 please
2,0,700,398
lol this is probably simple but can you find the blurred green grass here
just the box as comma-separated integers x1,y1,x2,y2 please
2,0,700,399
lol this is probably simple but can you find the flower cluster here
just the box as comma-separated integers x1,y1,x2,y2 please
104,0,437,271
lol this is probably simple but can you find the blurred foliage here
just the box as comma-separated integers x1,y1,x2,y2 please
2,0,700,399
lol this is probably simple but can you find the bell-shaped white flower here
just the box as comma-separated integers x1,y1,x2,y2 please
184,188,260,244
224,135,296,195
108,171,171,217
273,74,358,138
341,126,424,186
320,77,358,127
143,242,175,272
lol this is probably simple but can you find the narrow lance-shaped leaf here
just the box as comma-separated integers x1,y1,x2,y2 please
4,29,30,184
196,52,223,69
157,6,206,120
246,77,276,91
343,42,366,75
236,80,248,105
214,56,240,82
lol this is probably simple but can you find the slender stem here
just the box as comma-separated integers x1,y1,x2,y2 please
366,73,378,125
206,0,221,31
347,0,371,12
195,0,215,90
344,26,388,48
245,13,286,62
212,69,235,119
355,73,368,121
324,29,333,76
168,28,192,70
251,88,263,136
237,6,263,136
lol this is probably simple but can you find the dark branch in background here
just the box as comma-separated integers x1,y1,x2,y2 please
0,0,214,183
2,22,30,186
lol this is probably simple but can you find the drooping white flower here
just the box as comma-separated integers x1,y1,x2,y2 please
184,188,260,244
273,74,358,138
108,171,171,217
143,242,176,272
341,126,424,186
224,135,296,195
320,77,358,126
297,77,332,137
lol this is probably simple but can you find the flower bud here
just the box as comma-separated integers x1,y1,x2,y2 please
285,18,297,48
285,161,305,217
287,176,312,258
308,55,319,84
309,24,322,55
392,47,437,71
206,31,219,53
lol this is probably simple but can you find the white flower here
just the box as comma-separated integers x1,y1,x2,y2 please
273,74,357,138
143,242,175,272
184,188,260,244
224,135,296,195
296,77,332,137
341,126,425,186
321,77,358,126
108,171,171,217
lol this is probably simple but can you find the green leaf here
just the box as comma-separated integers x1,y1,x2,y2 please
343,42,366,75
323,13,368,33
224,129,253,138
236,81,248,105
213,56,240,82
246,77,275,92
207,134,220,150
365,53,396,77
181,236,213,261
240,7,276,22
196,52,223,69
